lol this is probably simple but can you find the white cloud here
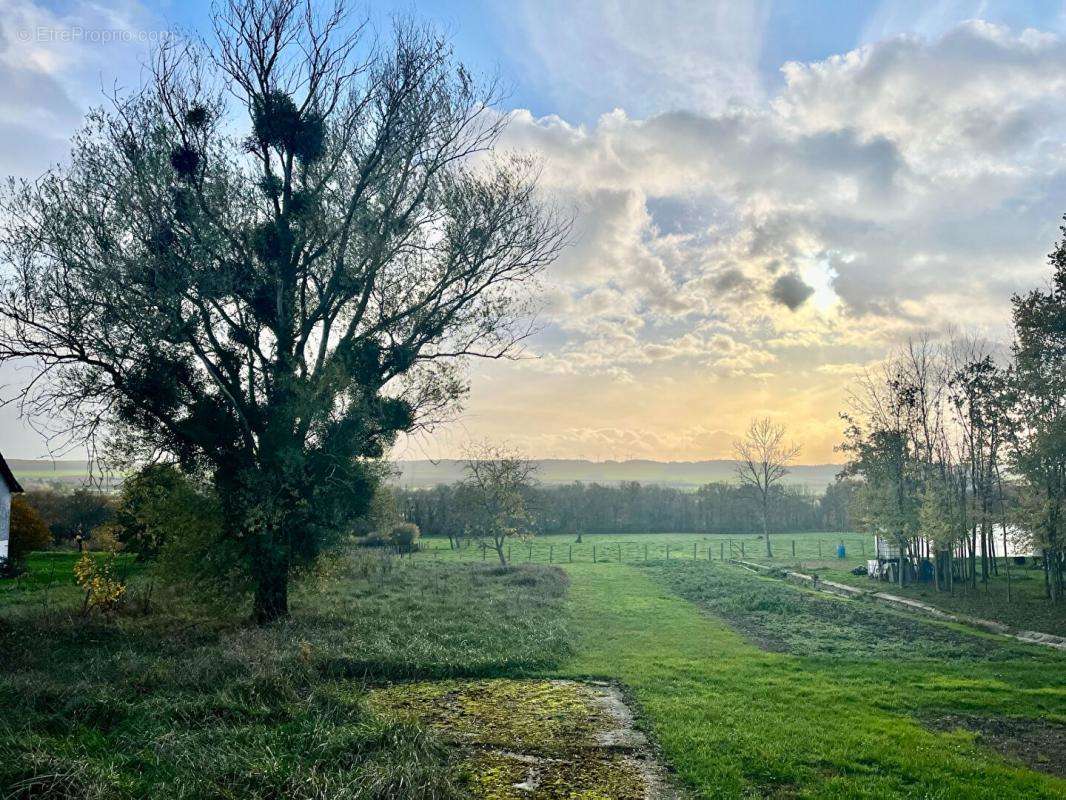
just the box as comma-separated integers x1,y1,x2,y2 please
495,20,1066,394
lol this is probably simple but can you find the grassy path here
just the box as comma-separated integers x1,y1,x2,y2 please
554,563,1066,799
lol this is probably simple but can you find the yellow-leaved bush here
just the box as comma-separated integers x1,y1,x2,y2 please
74,548,126,615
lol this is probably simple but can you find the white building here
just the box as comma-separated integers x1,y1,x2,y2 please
0,452,24,561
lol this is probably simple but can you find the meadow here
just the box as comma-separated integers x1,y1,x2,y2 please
2,540,1064,799
0,553,569,798
421,530,873,567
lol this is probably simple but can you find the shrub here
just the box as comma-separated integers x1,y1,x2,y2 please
87,523,124,552
359,531,391,548
390,522,421,548
9,495,52,561
74,549,127,616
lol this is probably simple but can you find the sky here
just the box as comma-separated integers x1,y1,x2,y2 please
3,1,1066,463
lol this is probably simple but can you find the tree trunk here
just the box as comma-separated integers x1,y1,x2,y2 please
495,538,508,566
763,493,771,558
252,560,289,624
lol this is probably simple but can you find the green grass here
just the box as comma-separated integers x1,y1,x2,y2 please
4,544,1065,798
554,560,1066,799
423,530,873,565
0,552,571,798
424,530,1065,638
806,560,1066,638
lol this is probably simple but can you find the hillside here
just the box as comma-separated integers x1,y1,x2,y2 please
8,458,843,492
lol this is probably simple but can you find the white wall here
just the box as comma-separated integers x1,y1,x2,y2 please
0,480,9,560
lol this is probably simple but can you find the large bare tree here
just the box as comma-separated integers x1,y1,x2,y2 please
0,0,567,621
734,417,801,557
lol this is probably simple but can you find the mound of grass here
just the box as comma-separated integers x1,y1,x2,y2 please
0,554,572,798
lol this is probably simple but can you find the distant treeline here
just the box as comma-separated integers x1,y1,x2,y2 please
397,479,856,538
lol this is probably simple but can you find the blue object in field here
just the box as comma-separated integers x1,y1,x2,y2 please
836,543,846,559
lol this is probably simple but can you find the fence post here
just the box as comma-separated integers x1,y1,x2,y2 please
618,544,622,563
720,541,724,560
593,545,597,562
792,540,796,558
644,543,648,561
529,543,534,562
693,543,697,560
569,544,573,563
740,541,745,558
666,545,670,560
818,540,823,559
482,545,486,561
549,545,554,564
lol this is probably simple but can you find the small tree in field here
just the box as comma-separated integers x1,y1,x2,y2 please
0,0,566,621
734,418,801,558
462,444,536,565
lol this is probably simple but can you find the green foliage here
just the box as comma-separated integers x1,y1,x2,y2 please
353,482,402,538
111,463,207,560
21,489,115,543
919,476,963,547
461,446,537,562
843,425,921,543
0,3,564,623
401,478,854,538
389,522,420,548
1009,226,1066,596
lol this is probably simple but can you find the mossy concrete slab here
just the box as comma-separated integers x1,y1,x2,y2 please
370,678,679,799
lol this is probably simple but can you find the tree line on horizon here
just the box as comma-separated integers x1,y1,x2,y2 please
394,477,856,541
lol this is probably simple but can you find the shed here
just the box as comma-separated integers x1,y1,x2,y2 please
0,451,24,561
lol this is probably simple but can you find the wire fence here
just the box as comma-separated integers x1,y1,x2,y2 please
410,535,873,566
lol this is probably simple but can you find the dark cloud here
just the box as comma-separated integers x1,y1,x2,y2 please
711,267,751,292
770,272,814,310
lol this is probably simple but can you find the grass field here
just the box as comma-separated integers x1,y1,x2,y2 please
424,531,1066,638
2,543,1065,798
422,530,873,567
559,560,1066,798
0,553,570,798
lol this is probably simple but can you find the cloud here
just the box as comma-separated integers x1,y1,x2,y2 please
0,1,164,181
5,6,1066,462
770,272,816,310
499,21,1066,360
